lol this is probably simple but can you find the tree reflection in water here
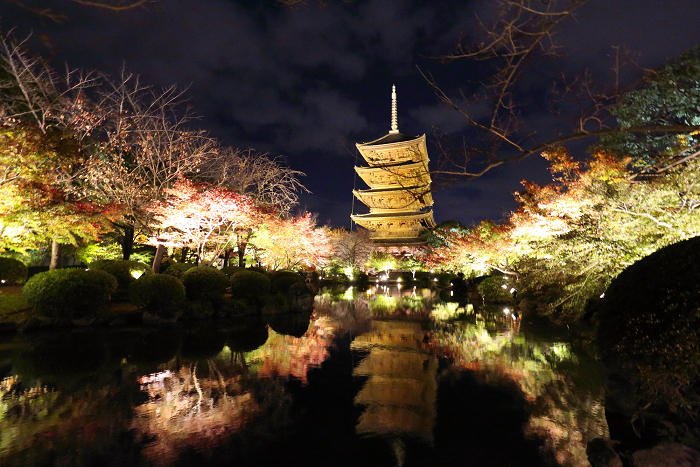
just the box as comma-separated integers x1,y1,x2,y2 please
132,362,259,466
0,289,608,466
429,319,608,466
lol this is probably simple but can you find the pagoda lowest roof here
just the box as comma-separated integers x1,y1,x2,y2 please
357,132,421,147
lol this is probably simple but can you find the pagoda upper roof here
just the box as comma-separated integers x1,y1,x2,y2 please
351,210,435,220
357,132,421,147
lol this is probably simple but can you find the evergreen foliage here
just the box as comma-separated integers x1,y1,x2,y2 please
162,262,197,279
22,268,117,318
180,267,229,303
600,46,700,168
270,270,304,294
230,270,270,304
0,257,28,284
597,236,700,414
129,274,186,315
89,260,153,289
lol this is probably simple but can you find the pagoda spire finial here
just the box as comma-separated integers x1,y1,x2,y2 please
389,84,399,134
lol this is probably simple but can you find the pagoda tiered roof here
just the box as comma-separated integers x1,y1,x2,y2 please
351,86,436,248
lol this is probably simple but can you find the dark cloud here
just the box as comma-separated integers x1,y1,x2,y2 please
1,0,698,227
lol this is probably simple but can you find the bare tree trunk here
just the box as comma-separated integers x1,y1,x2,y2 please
180,247,189,263
238,242,247,267
122,224,135,260
152,243,166,273
49,240,60,270
223,249,233,267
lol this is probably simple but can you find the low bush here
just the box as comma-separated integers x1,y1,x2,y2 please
270,271,304,294
597,236,700,415
230,270,270,305
130,274,186,316
288,281,311,299
181,267,229,303
23,268,117,319
0,257,28,284
220,265,244,278
262,292,289,314
162,262,197,279
89,260,152,289
247,266,268,276
220,297,250,316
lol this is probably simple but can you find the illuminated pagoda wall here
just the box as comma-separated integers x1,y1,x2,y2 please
351,86,436,248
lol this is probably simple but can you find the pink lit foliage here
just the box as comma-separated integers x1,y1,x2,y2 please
147,178,269,266
255,213,333,270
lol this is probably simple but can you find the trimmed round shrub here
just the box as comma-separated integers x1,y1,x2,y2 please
262,292,289,314
247,266,268,276
162,262,197,279
22,268,115,319
220,265,244,278
89,259,152,289
129,274,186,315
230,270,270,302
288,281,311,298
88,269,118,295
597,236,700,413
270,271,304,294
181,266,229,302
0,257,28,284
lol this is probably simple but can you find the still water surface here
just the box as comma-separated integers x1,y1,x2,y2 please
0,286,607,466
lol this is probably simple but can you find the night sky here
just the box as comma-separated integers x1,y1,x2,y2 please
1,0,699,228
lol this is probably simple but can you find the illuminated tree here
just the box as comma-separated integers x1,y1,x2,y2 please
254,213,333,270
0,122,120,268
426,145,700,320
424,220,520,277
83,70,216,260
147,178,267,267
197,147,308,214
598,46,700,169
329,227,374,270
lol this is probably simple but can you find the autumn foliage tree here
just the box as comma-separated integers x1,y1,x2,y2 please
146,178,269,268
254,213,333,271
426,146,700,322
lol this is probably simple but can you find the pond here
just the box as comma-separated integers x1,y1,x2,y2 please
0,286,608,467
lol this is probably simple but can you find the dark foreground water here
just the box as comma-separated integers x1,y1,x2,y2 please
0,287,607,467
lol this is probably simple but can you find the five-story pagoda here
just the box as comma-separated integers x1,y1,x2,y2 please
351,86,436,248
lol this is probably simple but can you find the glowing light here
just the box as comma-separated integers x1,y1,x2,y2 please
600,293,605,298
509,288,516,294
501,284,507,289
0,279,5,284
131,270,144,279
503,308,510,314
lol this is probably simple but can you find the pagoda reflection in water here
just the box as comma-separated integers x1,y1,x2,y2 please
351,320,437,464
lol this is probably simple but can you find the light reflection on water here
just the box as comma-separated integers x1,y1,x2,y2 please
0,287,608,466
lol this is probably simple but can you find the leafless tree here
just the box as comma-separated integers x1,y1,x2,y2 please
84,69,217,259
331,227,374,269
426,0,700,182
3,0,154,23
196,147,308,213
